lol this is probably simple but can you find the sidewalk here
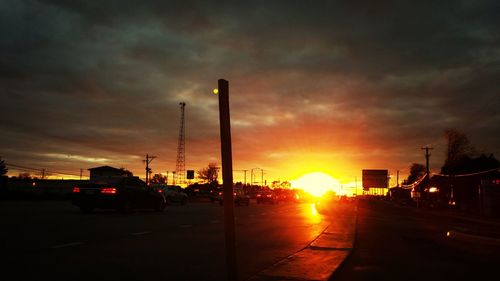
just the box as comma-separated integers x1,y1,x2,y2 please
248,203,357,281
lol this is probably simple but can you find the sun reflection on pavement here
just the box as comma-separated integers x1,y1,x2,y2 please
307,203,322,224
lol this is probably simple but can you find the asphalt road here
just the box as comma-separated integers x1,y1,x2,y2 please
0,199,332,281
330,199,500,281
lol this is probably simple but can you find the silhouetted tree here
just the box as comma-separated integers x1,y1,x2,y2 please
0,158,7,177
440,129,499,175
441,129,476,174
18,172,33,179
197,163,219,185
469,154,500,172
445,153,499,175
151,173,167,184
404,163,426,184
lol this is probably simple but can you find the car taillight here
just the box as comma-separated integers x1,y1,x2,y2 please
266,194,272,198
157,189,163,193
101,187,117,194
233,192,236,196
257,194,261,197
72,187,80,193
218,192,222,196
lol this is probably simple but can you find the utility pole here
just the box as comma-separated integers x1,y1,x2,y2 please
396,170,400,187
242,169,248,185
80,169,83,180
175,102,186,186
234,170,248,185
216,79,237,281
355,176,358,195
260,169,264,187
251,168,260,186
144,154,156,186
421,146,433,175
166,171,169,185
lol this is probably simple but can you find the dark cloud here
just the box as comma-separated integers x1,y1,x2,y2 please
1,0,498,181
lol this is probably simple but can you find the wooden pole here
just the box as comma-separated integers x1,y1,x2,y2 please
217,79,238,281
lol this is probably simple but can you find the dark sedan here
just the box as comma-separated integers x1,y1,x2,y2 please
256,191,278,204
72,176,166,213
215,189,250,206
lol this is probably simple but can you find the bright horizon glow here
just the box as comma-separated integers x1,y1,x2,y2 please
290,172,341,197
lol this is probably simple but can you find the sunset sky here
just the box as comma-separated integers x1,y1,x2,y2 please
1,1,499,187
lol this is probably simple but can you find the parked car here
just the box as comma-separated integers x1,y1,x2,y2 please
256,191,278,204
156,185,188,205
72,177,166,213
215,188,250,206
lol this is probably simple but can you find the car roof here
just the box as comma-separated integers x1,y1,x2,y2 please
90,176,145,185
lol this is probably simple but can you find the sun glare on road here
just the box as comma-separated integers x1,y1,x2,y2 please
307,203,322,224
291,172,341,197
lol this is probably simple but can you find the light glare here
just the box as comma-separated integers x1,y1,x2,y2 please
291,172,341,197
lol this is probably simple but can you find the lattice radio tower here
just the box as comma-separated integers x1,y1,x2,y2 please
175,102,186,185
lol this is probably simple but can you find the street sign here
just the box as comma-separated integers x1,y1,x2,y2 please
186,170,195,179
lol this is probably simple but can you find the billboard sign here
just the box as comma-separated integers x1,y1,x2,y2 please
362,169,388,190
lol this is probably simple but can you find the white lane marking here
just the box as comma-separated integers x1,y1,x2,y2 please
130,231,151,236
50,242,82,249
179,224,193,228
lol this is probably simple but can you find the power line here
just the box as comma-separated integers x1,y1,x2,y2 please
5,163,43,172
432,167,499,178
5,162,88,178
44,170,84,177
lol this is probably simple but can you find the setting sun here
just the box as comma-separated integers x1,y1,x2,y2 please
290,172,341,197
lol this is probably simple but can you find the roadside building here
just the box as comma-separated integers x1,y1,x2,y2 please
428,169,500,213
89,166,132,182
